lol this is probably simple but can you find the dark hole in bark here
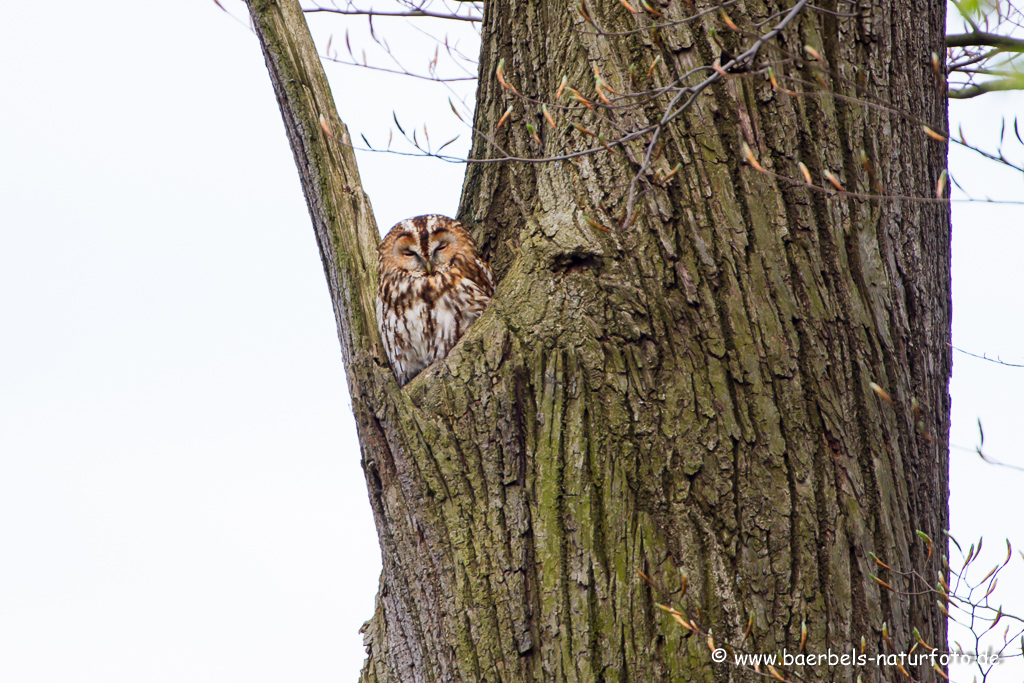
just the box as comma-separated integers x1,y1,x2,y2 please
551,253,601,275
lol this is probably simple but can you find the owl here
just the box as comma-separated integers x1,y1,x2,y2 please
377,215,494,385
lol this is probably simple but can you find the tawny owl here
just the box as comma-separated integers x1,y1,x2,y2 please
377,215,494,385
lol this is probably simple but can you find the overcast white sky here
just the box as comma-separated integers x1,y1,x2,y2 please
1,2,1022,682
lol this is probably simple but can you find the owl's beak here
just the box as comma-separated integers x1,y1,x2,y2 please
423,259,433,274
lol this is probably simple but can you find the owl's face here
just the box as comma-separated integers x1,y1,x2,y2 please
386,226,459,277
379,214,484,282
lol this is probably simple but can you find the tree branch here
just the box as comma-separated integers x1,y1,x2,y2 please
245,0,384,381
949,75,1024,98
946,31,1024,51
322,53,478,81
303,7,482,22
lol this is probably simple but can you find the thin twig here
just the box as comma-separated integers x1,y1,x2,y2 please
304,6,481,22
952,346,1024,368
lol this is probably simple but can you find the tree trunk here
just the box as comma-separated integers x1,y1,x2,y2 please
245,0,951,681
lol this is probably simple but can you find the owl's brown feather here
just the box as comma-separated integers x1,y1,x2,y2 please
377,215,494,385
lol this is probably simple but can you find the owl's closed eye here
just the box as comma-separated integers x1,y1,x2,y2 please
377,215,494,385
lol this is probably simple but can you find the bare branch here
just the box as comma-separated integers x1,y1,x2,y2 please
948,47,1005,71
303,6,481,22
949,74,1024,98
947,31,1024,51
322,52,477,80
952,345,1024,368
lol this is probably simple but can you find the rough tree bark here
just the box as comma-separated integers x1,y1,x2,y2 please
244,0,950,681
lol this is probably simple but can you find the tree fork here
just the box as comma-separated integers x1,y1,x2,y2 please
245,0,951,681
